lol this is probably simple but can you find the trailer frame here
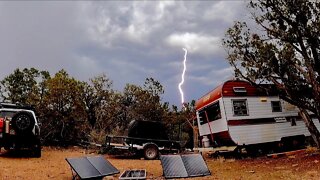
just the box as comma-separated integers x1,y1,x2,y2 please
105,135,181,160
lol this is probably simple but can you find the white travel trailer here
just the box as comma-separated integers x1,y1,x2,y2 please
195,80,320,151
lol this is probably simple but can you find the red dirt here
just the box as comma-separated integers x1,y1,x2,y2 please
0,147,319,179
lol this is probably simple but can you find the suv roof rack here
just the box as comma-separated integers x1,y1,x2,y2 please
0,102,35,111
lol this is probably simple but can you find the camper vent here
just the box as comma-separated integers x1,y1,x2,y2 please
233,87,247,93
275,117,287,123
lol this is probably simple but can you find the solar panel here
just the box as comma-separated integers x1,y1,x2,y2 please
87,156,119,176
66,157,101,179
160,154,210,179
119,169,147,180
160,155,188,178
181,154,211,177
66,156,119,179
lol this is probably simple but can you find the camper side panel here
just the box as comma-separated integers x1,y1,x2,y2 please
222,96,319,145
228,121,319,145
223,96,298,119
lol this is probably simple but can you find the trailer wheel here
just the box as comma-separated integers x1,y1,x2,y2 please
143,144,158,160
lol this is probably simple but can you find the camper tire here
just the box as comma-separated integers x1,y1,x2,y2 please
143,144,159,160
281,136,306,151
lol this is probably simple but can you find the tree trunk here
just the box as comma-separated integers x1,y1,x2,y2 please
299,108,320,148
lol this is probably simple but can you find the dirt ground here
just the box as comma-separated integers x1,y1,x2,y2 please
0,147,319,180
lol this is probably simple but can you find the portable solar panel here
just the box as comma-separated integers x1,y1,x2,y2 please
119,169,147,180
87,156,119,176
160,154,211,179
160,155,188,178
66,156,119,179
181,154,211,177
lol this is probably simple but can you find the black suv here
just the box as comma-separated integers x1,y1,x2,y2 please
0,103,41,157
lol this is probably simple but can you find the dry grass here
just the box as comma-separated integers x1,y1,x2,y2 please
305,146,319,154
0,146,85,180
0,147,319,179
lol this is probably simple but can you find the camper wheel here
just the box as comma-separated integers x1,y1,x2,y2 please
143,144,159,160
281,136,306,151
245,146,261,156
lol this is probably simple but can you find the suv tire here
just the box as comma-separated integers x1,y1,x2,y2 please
33,138,41,158
11,111,35,134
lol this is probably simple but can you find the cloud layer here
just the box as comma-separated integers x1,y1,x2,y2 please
0,1,250,106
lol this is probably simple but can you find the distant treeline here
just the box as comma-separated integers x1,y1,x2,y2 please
0,68,195,146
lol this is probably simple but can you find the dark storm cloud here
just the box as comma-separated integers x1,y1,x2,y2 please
0,2,87,75
0,1,250,106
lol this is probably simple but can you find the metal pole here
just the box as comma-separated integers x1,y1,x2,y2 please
204,111,214,145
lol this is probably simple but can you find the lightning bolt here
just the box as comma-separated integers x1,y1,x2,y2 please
178,48,188,106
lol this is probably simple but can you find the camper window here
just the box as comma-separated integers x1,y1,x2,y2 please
198,111,205,125
271,101,282,112
198,101,221,125
232,99,248,116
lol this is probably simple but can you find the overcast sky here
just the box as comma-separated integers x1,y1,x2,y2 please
0,1,252,107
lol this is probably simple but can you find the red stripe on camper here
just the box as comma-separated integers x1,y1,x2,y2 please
204,130,236,146
228,118,276,126
227,116,301,126
195,84,223,110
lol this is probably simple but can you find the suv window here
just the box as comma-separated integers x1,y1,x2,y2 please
0,111,16,118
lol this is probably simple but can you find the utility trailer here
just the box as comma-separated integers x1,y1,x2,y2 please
195,80,320,154
105,120,181,160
